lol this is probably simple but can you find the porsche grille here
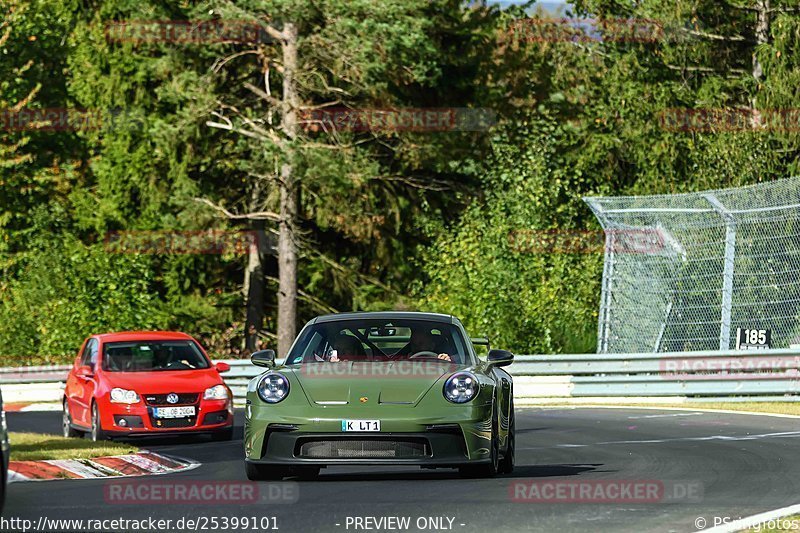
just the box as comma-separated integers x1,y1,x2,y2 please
297,438,430,459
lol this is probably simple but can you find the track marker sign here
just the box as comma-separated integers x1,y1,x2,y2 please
735,328,771,350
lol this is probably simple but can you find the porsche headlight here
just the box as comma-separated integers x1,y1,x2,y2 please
204,384,229,400
443,372,479,404
110,388,140,404
257,373,290,404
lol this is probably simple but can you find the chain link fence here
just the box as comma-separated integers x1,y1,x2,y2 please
584,177,800,353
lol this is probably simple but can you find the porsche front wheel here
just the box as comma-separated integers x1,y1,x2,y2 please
460,408,500,478
245,462,286,481
498,400,515,474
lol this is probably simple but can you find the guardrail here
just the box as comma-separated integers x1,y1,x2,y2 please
3,349,800,405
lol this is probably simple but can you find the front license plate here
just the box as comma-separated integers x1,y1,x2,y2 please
153,406,195,418
341,419,380,432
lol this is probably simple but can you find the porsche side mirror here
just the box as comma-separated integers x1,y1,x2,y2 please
472,336,491,359
251,349,276,368
471,337,490,349
487,349,513,368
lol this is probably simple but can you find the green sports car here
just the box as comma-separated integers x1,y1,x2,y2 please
243,311,515,480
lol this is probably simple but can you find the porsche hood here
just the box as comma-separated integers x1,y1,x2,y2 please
284,361,462,406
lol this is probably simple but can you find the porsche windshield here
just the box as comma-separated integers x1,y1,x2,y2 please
285,319,474,365
102,340,210,372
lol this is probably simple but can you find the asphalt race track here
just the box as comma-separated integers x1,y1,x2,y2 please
5,407,800,532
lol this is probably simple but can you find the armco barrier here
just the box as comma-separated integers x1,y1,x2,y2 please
3,349,800,405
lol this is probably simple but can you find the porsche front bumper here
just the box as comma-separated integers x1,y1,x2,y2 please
245,428,491,468
244,401,495,467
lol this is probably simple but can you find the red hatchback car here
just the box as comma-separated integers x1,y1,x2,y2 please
63,331,234,441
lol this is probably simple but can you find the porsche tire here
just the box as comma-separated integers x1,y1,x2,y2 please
498,400,515,474
245,462,286,481
460,408,499,478
294,466,321,480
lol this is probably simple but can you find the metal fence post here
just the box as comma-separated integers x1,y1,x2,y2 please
703,193,737,351
599,231,615,353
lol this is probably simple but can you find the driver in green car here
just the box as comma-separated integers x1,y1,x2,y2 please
398,328,452,362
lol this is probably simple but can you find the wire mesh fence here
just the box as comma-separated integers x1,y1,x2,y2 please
584,177,800,353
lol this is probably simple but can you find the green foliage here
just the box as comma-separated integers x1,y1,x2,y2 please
419,119,601,354
419,0,800,353
4,0,800,361
0,233,162,364
0,0,501,361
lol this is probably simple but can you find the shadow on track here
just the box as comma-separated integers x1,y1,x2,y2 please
284,463,601,482
109,424,244,447
507,464,601,478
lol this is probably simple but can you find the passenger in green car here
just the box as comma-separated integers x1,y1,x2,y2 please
329,333,366,362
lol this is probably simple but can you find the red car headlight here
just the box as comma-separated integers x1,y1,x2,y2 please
204,384,229,400
110,388,140,404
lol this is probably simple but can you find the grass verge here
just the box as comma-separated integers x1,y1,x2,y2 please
657,402,800,416
742,514,800,532
9,432,139,461
529,402,800,416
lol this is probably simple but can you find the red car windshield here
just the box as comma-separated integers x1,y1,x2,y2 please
102,340,210,372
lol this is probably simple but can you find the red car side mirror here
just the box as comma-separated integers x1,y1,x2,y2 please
76,365,94,378
215,362,231,373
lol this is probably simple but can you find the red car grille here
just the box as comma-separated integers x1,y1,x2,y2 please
144,393,199,406
150,416,197,429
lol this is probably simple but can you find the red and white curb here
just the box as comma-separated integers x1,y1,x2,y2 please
8,451,199,482
4,402,61,412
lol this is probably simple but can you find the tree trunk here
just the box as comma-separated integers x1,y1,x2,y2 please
751,0,770,127
277,22,299,357
244,220,265,353
753,0,770,82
